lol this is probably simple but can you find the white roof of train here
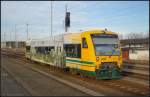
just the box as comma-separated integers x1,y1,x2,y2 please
26,31,83,47
26,34,64,47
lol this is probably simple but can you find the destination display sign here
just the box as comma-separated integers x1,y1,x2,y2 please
91,34,118,38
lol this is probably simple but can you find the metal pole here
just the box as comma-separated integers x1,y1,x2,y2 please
9,31,11,41
11,25,13,42
27,23,29,40
50,1,53,70
10,30,11,48
4,32,6,48
51,1,53,37
63,20,64,30
15,24,17,48
15,24,16,47
4,32,6,42
6,18,7,48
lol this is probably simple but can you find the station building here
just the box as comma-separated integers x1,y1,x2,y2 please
1,41,26,49
121,38,149,61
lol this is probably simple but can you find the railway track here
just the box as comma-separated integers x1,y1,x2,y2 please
1,50,149,96
5,55,150,96
123,68,149,76
122,61,149,84
2,48,149,81
3,52,149,84
124,60,149,65
123,63,149,71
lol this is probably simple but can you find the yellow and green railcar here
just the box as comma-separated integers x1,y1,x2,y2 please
25,29,123,79
64,29,122,79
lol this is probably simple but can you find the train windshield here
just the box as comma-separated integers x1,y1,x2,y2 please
91,34,120,56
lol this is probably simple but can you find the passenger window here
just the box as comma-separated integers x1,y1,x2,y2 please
26,46,30,52
64,44,81,58
82,38,88,48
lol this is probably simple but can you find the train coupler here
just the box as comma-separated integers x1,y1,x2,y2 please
96,68,121,80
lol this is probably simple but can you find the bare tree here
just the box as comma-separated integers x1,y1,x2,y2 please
118,33,123,40
126,32,148,39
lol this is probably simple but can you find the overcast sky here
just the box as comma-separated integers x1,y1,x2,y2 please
1,1,149,41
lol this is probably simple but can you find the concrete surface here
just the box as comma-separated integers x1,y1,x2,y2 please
1,68,30,96
1,56,88,96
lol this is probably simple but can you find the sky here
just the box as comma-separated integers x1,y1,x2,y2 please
1,1,149,41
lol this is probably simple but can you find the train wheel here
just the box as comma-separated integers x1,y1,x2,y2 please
64,67,70,72
80,73,88,80
70,69,77,75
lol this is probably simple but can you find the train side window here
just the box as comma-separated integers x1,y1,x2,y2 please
44,47,49,54
26,46,30,52
82,38,88,48
41,47,45,54
64,44,81,58
51,47,55,51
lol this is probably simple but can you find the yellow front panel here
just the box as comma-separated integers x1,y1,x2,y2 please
65,29,122,72
81,32,96,62
100,56,119,62
94,55,122,69
80,65,95,71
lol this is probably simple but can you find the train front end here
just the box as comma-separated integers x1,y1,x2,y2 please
91,31,122,79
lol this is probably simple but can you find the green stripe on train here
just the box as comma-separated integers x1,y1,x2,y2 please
66,61,95,67
66,59,94,64
70,68,96,76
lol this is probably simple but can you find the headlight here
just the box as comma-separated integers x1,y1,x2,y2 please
96,57,100,62
118,56,121,60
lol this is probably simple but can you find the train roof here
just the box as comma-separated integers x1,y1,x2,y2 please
82,29,117,35
63,29,118,44
64,32,81,44
26,29,118,47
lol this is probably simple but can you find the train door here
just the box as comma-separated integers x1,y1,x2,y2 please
53,40,64,68
81,37,89,61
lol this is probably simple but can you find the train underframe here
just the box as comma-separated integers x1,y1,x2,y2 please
65,62,121,80
26,53,121,80
95,62,121,79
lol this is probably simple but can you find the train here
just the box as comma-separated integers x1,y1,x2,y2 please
25,29,123,79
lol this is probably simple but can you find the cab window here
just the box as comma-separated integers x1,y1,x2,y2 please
82,38,88,48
